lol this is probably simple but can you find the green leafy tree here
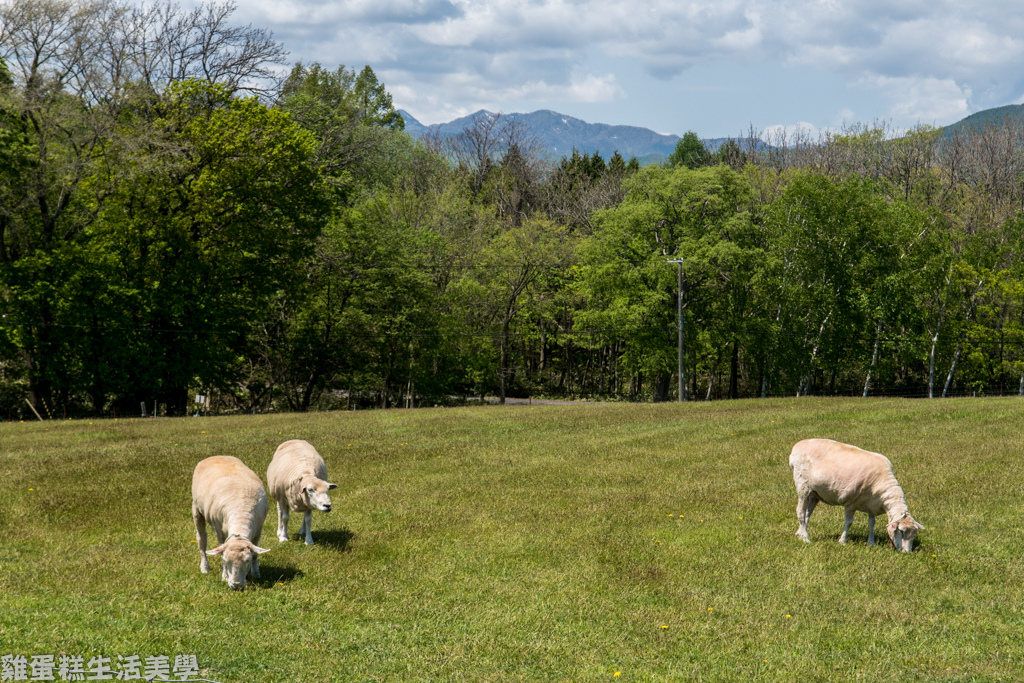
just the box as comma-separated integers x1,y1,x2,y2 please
576,164,757,401
279,62,408,202
667,131,712,169
94,80,329,413
453,218,573,403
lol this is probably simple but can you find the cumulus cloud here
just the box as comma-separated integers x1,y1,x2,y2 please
856,76,971,124
224,0,1024,128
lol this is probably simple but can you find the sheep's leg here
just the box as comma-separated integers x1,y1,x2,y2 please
867,515,876,546
302,511,314,545
212,528,228,581
193,506,209,574
276,501,290,543
795,491,818,542
839,508,855,544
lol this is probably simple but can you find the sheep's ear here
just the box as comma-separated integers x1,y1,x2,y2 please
207,546,224,556
887,521,899,535
252,545,270,554
327,483,338,491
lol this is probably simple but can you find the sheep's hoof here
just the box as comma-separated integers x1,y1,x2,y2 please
277,534,289,543
304,539,314,546
200,565,209,574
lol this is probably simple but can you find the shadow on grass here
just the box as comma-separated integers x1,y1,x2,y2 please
253,564,303,587
314,528,355,552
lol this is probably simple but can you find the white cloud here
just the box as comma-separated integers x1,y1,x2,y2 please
856,76,971,124
221,0,1024,130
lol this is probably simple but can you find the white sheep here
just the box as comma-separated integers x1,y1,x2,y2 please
267,439,337,545
191,455,270,589
789,438,924,552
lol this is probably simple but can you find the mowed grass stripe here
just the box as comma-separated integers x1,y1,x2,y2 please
1,398,1023,681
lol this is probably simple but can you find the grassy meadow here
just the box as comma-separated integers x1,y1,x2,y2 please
1,398,1023,681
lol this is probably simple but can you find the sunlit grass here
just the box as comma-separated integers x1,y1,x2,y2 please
1,398,1022,681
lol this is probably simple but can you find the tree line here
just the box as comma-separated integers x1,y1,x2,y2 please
2,0,1024,418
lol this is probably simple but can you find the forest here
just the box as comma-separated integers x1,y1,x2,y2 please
3,0,1024,418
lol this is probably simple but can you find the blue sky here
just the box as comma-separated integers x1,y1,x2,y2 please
234,0,1024,137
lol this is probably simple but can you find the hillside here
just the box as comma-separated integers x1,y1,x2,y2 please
942,104,1024,137
400,108,683,160
2,398,1022,680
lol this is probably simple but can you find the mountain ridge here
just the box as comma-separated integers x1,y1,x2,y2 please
399,105,1024,162
399,109,686,162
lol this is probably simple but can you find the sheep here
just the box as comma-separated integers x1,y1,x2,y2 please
266,439,337,545
789,438,924,552
191,455,270,589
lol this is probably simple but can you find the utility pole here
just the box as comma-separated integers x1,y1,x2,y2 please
667,258,685,402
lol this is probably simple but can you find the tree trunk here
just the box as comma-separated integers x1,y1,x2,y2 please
928,266,956,398
539,321,546,372
652,372,671,403
800,312,831,396
942,347,961,398
729,339,739,399
863,316,883,397
499,321,510,405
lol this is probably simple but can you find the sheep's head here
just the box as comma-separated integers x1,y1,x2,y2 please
207,537,269,590
300,475,337,513
887,514,925,553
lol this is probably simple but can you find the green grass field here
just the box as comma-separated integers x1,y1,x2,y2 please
1,398,1023,682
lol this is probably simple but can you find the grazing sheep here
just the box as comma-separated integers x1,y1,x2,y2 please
789,438,924,552
192,455,270,589
267,440,337,545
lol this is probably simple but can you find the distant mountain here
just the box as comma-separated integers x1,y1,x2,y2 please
399,109,685,162
942,104,1024,137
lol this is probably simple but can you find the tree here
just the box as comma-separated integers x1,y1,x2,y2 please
89,80,328,413
576,164,757,401
278,62,409,203
453,218,572,403
254,199,438,411
0,0,290,414
424,113,544,196
667,131,712,169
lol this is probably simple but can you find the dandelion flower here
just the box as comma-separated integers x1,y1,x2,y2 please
661,625,668,629
708,608,713,611
785,614,791,618
614,673,620,678
28,488,33,491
